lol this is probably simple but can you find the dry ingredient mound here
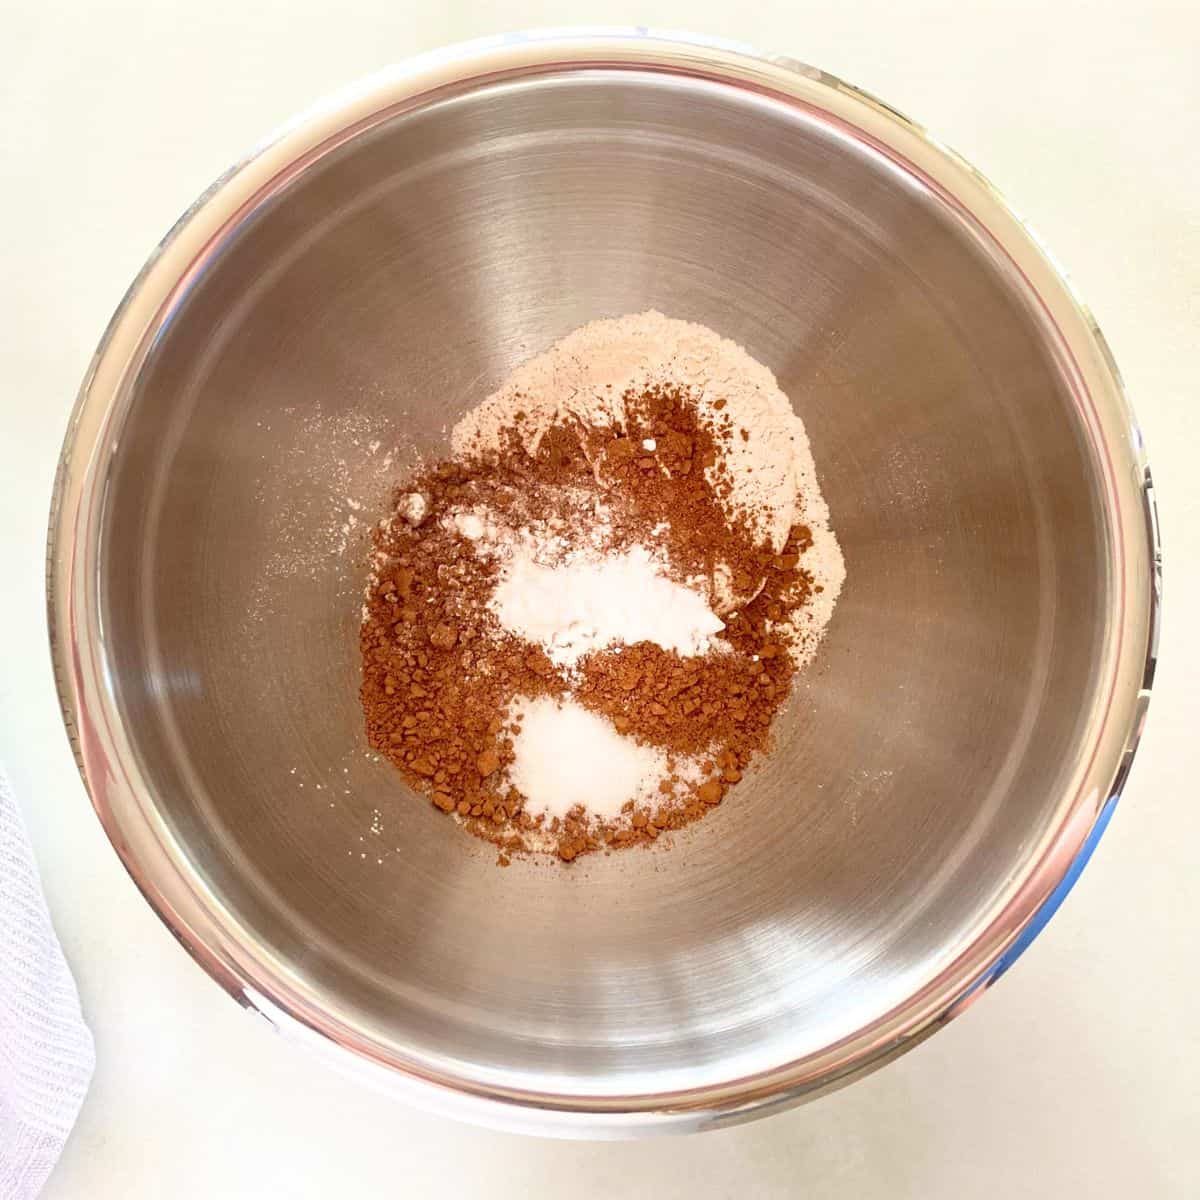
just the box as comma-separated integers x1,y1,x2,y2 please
360,312,844,864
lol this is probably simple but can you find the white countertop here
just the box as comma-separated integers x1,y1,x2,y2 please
3,2,1198,1196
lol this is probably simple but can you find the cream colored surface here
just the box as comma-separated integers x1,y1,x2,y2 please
1,1,1196,1196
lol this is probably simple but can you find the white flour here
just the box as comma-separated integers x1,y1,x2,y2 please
453,310,834,555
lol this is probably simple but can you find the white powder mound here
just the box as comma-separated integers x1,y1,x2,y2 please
453,310,832,555
491,544,725,669
506,697,668,820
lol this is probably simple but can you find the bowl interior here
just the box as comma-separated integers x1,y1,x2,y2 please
94,68,1109,1097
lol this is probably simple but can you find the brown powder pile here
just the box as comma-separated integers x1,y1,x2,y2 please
359,382,824,863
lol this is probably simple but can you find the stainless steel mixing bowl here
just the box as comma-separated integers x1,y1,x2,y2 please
48,32,1159,1135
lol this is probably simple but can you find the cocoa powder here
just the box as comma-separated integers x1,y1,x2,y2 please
360,385,820,862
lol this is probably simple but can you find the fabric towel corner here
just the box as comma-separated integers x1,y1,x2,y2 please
0,769,94,1200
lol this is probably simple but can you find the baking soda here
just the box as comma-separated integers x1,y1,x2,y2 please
491,544,724,669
